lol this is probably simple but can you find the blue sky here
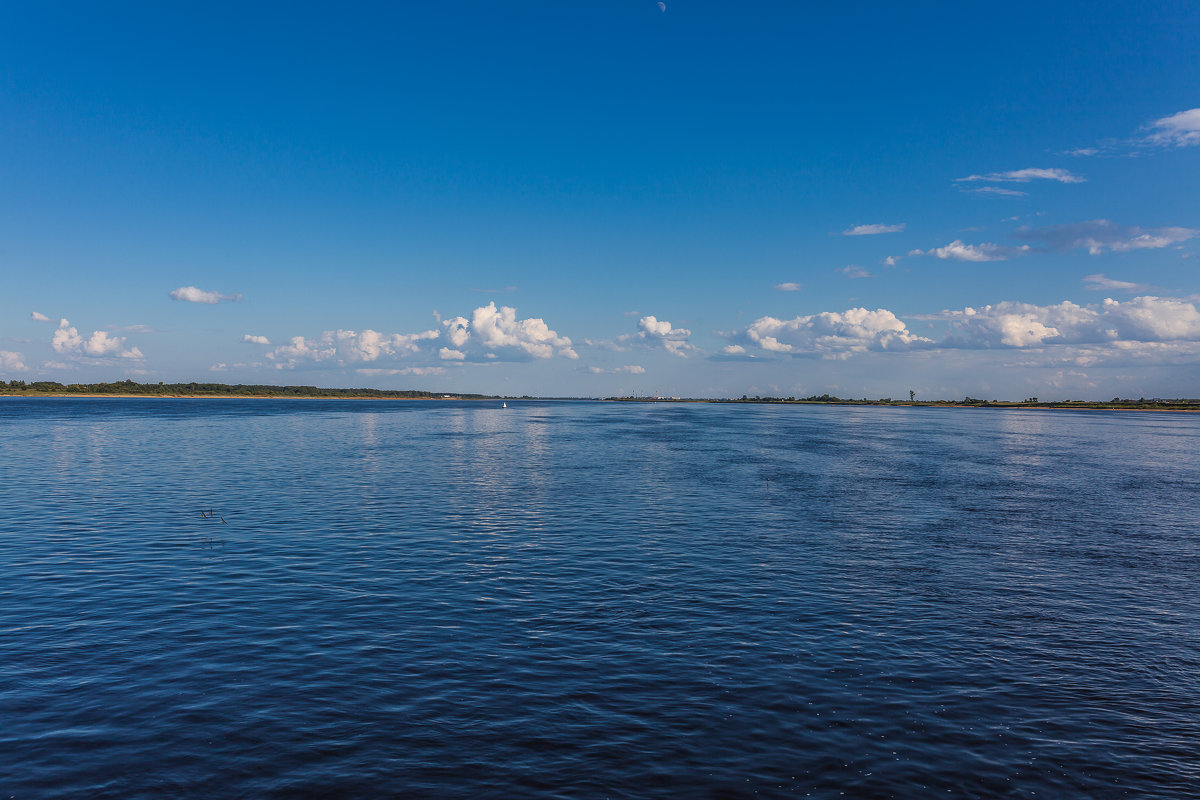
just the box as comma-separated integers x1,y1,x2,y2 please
3,1,1199,398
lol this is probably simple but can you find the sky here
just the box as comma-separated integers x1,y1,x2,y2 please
2,1,1199,399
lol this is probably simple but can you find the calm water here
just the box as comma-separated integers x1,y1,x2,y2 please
1,399,1198,799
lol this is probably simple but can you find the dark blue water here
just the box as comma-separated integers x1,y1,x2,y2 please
2,399,1198,798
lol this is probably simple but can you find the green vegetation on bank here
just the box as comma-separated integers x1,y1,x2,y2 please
4,380,1198,409
607,394,1200,410
0,379,494,399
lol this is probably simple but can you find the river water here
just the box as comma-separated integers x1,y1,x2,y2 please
1,399,1198,798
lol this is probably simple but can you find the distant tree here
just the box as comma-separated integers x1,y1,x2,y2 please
909,389,915,402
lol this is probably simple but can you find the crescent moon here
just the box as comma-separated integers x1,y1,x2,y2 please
658,2,666,11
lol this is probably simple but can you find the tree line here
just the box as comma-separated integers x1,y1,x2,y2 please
1,379,494,399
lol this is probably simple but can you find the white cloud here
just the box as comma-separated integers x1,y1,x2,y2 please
1,350,27,371
272,304,577,368
727,295,1200,365
941,296,1200,348
963,186,1028,197
169,286,243,304
774,282,803,292
442,316,471,348
956,167,1085,184
731,307,933,357
638,315,683,338
1015,220,1197,255
241,334,271,345
629,315,696,357
590,315,698,357
50,318,144,359
30,311,53,322
1083,274,1149,293
842,223,905,236
587,365,646,374
913,240,1031,262
1046,340,1200,369
882,255,899,267
457,302,578,359
839,265,871,278
1071,108,1200,155
1143,108,1200,148
356,367,446,376
210,362,228,372
267,328,440,367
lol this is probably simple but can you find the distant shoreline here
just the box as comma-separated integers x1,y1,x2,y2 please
3,394,1199,411
0,394,456,400
607,398,1200,412
0,381,496,401
3,381,1198,409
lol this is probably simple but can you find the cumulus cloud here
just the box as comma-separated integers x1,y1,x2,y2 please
1143,108,1200,148
30,311,53,322
912,240,1031,262
956,168,1085,184
1015,220,1197,255
442,316,471,348
267,328,440,367
630,315,696,357
726,295,1200,362
1083,274,1149,293
1,350,27,371
590,315,698,357
839,265,872,278
774,282,803,292
587,365,646,374
444,302,578,360
270,304,577,368
729,308,933,357
842,223,905,236
241,334,271,345
638,316,682,338
941,296,1200,348
50,319,144,360
169,286,243,304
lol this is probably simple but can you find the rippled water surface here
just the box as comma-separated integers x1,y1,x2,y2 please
2,399,1199,798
